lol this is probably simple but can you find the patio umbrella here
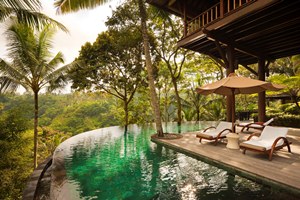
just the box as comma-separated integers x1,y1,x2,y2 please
196,73,285,132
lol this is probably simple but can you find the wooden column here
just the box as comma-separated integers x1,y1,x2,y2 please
226,46,235,127
183,2,187,37
220,0,224,18
258,58,266,122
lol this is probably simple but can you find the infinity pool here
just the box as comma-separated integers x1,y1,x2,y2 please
50,122,297,199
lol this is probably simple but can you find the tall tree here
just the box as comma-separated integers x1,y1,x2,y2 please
150,11,193,126
0,23,73,168
69,13,145,131
54,0,164,136
137,0,163,136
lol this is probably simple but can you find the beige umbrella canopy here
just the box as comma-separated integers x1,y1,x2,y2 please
196,73,285,132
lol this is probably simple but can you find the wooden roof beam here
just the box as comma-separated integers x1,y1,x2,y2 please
214,40,229,68
207,53,227,69
236,16,300,42
241,64,258,77
168,0,176,6
203,29,263,58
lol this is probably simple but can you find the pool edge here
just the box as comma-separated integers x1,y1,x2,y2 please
151,137,300,198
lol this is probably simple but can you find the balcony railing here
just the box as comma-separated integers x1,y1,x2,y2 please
184,0,256,36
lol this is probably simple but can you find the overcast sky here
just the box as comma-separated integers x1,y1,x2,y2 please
0,0,123,64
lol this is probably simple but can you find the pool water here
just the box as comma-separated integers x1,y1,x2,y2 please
51,122,297,200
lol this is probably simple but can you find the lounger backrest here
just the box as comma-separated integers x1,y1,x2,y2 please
263,118,274,126
216,121,232,131
259,126,288,141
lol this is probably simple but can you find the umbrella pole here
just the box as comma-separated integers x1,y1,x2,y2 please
231,89,236,133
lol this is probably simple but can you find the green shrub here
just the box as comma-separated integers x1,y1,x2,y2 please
282,104,300,115
252,113,300,128
0,110,32,200
271,114,300,128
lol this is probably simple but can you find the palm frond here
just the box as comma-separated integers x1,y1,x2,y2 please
47,52,65,69
15,10,68,32
39,51,65,79
36,24,55,61
2,0,41,11
0,5,13,22
54,0,110,14
1,5,68,32
0,76,19,94
0,59,32,90
6,22,37,76
43,61,81,91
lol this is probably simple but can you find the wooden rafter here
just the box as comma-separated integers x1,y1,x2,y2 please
214,40,229,68
203,29,261,58
241,64,258,76
207,53,226,69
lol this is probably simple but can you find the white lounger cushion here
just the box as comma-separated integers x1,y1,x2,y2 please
239,123,264,128
200,129,230,137
239,118,274,128
263,118,274,126
242,126,288,150
199,121,232,137
216,121,232,131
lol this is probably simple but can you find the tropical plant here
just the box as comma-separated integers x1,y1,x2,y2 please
268,56,300,109
0,108,32,200
269,74,300,109
0,0,68,94
0,22,74,168
0,0,67,31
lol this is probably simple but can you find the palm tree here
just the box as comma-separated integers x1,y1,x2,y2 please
0,0,68,94
0,22,74,168
54,0,164,136
0,0,67,31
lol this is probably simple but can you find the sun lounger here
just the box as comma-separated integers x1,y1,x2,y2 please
240,126,292,160
196,121,232,145
237,118,274,132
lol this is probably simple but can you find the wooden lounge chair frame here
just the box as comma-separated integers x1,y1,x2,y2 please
196,126,232,145
239,118,274,132
240,132,292,161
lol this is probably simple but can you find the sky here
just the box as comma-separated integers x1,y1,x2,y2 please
0,0,123,64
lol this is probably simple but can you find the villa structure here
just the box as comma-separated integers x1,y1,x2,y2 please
147,0,300,122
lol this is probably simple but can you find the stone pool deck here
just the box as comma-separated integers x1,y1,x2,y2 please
151,127,300,197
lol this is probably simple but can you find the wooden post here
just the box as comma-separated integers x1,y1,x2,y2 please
226,45,235,131
258,58,266,122
220,0,224,17
183,2,187,36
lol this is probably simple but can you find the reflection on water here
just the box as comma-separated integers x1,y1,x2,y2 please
51,122,297,200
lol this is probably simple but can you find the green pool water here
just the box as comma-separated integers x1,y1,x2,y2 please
51,122,298,200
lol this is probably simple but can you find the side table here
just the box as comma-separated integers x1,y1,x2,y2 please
226,133,240,149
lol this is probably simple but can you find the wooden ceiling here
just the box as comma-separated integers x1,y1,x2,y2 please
147,0,219,20
147,0,300,65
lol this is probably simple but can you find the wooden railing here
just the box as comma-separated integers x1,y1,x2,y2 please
185,0,255,36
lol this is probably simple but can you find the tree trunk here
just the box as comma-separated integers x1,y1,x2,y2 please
164,84,168,123
291,95,300,109
172,77,182,126
124,101,129,133
196,108,200,121
138,0,164,137
33,91,39,168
